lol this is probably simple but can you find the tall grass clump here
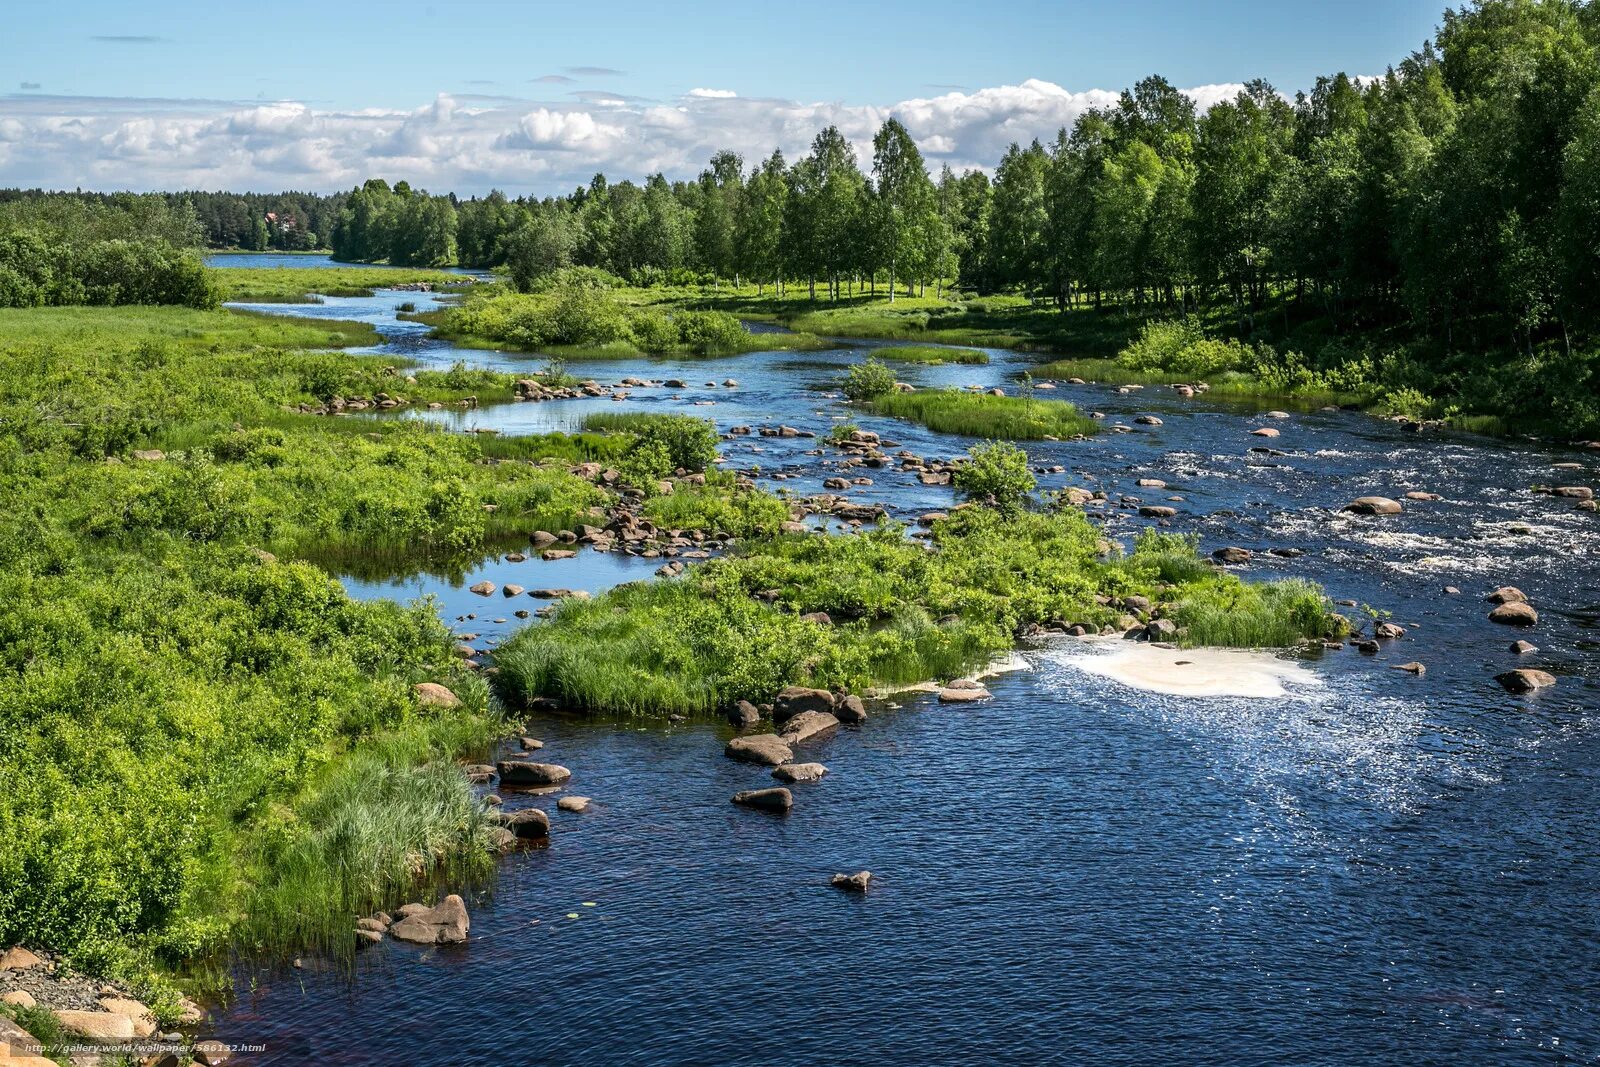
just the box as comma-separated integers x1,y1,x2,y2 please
873,344,989,365
865,388,1097,439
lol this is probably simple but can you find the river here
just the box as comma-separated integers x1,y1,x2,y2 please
208,283,1599,1065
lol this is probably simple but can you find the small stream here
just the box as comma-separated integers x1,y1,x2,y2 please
210,284,1599,1065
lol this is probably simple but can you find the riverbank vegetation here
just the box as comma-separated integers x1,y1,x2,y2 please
214,265,473,303
842,360,1096,438
493,508,1345,718
430,276,827,358
873,344,989,365
0,303,619,996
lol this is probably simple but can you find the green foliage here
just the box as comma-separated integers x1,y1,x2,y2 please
952,441,1037,513
494,507,1341,718
873,344,990,364
842,358,897,400
642,475,790,538
1118,318,1251,378
865,388,1097,439
213,266,468,303
582,412,720,473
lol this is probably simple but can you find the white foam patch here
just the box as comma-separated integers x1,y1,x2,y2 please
1050,639,1322,699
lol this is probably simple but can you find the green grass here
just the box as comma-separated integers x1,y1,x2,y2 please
494,508,1345,718
642,474,791,538
213,265,476,303
873,344,990,365
1030,356,1368,409
863,388,1098,439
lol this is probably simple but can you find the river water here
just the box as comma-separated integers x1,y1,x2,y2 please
209,285,1599,1065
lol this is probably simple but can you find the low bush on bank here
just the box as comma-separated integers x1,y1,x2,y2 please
436,284,826,358
0,231,218,309
494,507,1343,718
863,388,1098,439
873,344,989,365
581,412,720,475
642,474,790,538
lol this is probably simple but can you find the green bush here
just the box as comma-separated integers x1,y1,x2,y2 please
583,412,719,473
953,441,1037,514
843,359,897,400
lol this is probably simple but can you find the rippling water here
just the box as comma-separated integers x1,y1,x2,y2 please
209,287,1600,1065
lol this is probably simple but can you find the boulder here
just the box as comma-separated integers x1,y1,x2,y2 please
1392,662,1426,675
1509,639,1538,655
413,682,460,707
833,694,867,723
1139,505,1177,518
388,894,471,945
502,584,525,597
496,761,571,786
1134,415,1163,426
557,795,591,813
519,736,544,751
1488,602,1538,627
725,734,793,766
1496,668,1556,693
1212,546,1252,564
2,990,35,1008
96,998,156,1038
1342,496,1402,515
938,682,992,703
1251,427,1280,438
772,762,828,783
779,710,840,744
495,808,550,839
831,871,872,892
1486,586,1526,605
732,787,793,813
53,1009,136,1042
468,580,495,596
192,1040,235,1066
1551,486,1595,500
800,611,833,626
727,700,761,727
1375,622,1406,639
0,947,43,971
773,686,835,725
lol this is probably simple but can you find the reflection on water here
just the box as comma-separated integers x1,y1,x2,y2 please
207,282,1600,1066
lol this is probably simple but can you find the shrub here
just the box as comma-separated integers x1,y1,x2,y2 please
583,412,720,473
843,359,897,400
953,441,1036,514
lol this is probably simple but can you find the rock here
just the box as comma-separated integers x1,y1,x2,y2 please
800,611,833,626
542,548,578,561
1375,622,1406,639
728,699,761,727
468,580,495,596
725,734,793,766
1488,602,1538,626
1251,427,1280,438
1212,546,1252,564
388,894,471,944
773,686,836,725
773,762,828,783
519,736,544,751
1510,639,1538,655
355,917,386,932
1486,586,1526,604
496,761,572,786
396,902,431,919
1139,505,1177,518
355,926,384,945
833,694,867,723
486,827,518,852
496,807,550,839
1405,491,1441,501
413,682,460,707
1,990,35,1008
557,795,591,813
732,787,793,813
95,998,157,1038
0,947,43,971
1135,478,1167,488
1342,496,1402,515
779,709,841,744
502,584,525,597
1496,668,1556,693
938,683,992,703
1143,619,1178,640
54,1009,137,1042
130,449,166,461
1551,486,1595,499
1135,415,1163,425
192,1039,235,1065
831,871,872,892
1265,410,1290,419
1393,662,1426,675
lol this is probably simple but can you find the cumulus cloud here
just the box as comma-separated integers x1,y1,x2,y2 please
0,80,1249,195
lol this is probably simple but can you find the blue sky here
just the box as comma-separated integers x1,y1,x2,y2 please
0,0,1447,194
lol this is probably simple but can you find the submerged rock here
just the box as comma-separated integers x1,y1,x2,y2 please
1510,639,1539,655
496,761,572,786
831,871,872,892
1496,668,1556,693
732,787,793,813
725,734,793,766
557,795,591,813
773,762,828,783
1341,496,1402,515
779,710,841,744
938,681,992,703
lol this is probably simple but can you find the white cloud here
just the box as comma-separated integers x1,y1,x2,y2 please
0,80,1250,195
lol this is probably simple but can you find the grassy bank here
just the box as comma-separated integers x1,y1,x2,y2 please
0,303,611,999
873,344,989,365
862,388,1098,439
214,265,475,303
494,511,1343,718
